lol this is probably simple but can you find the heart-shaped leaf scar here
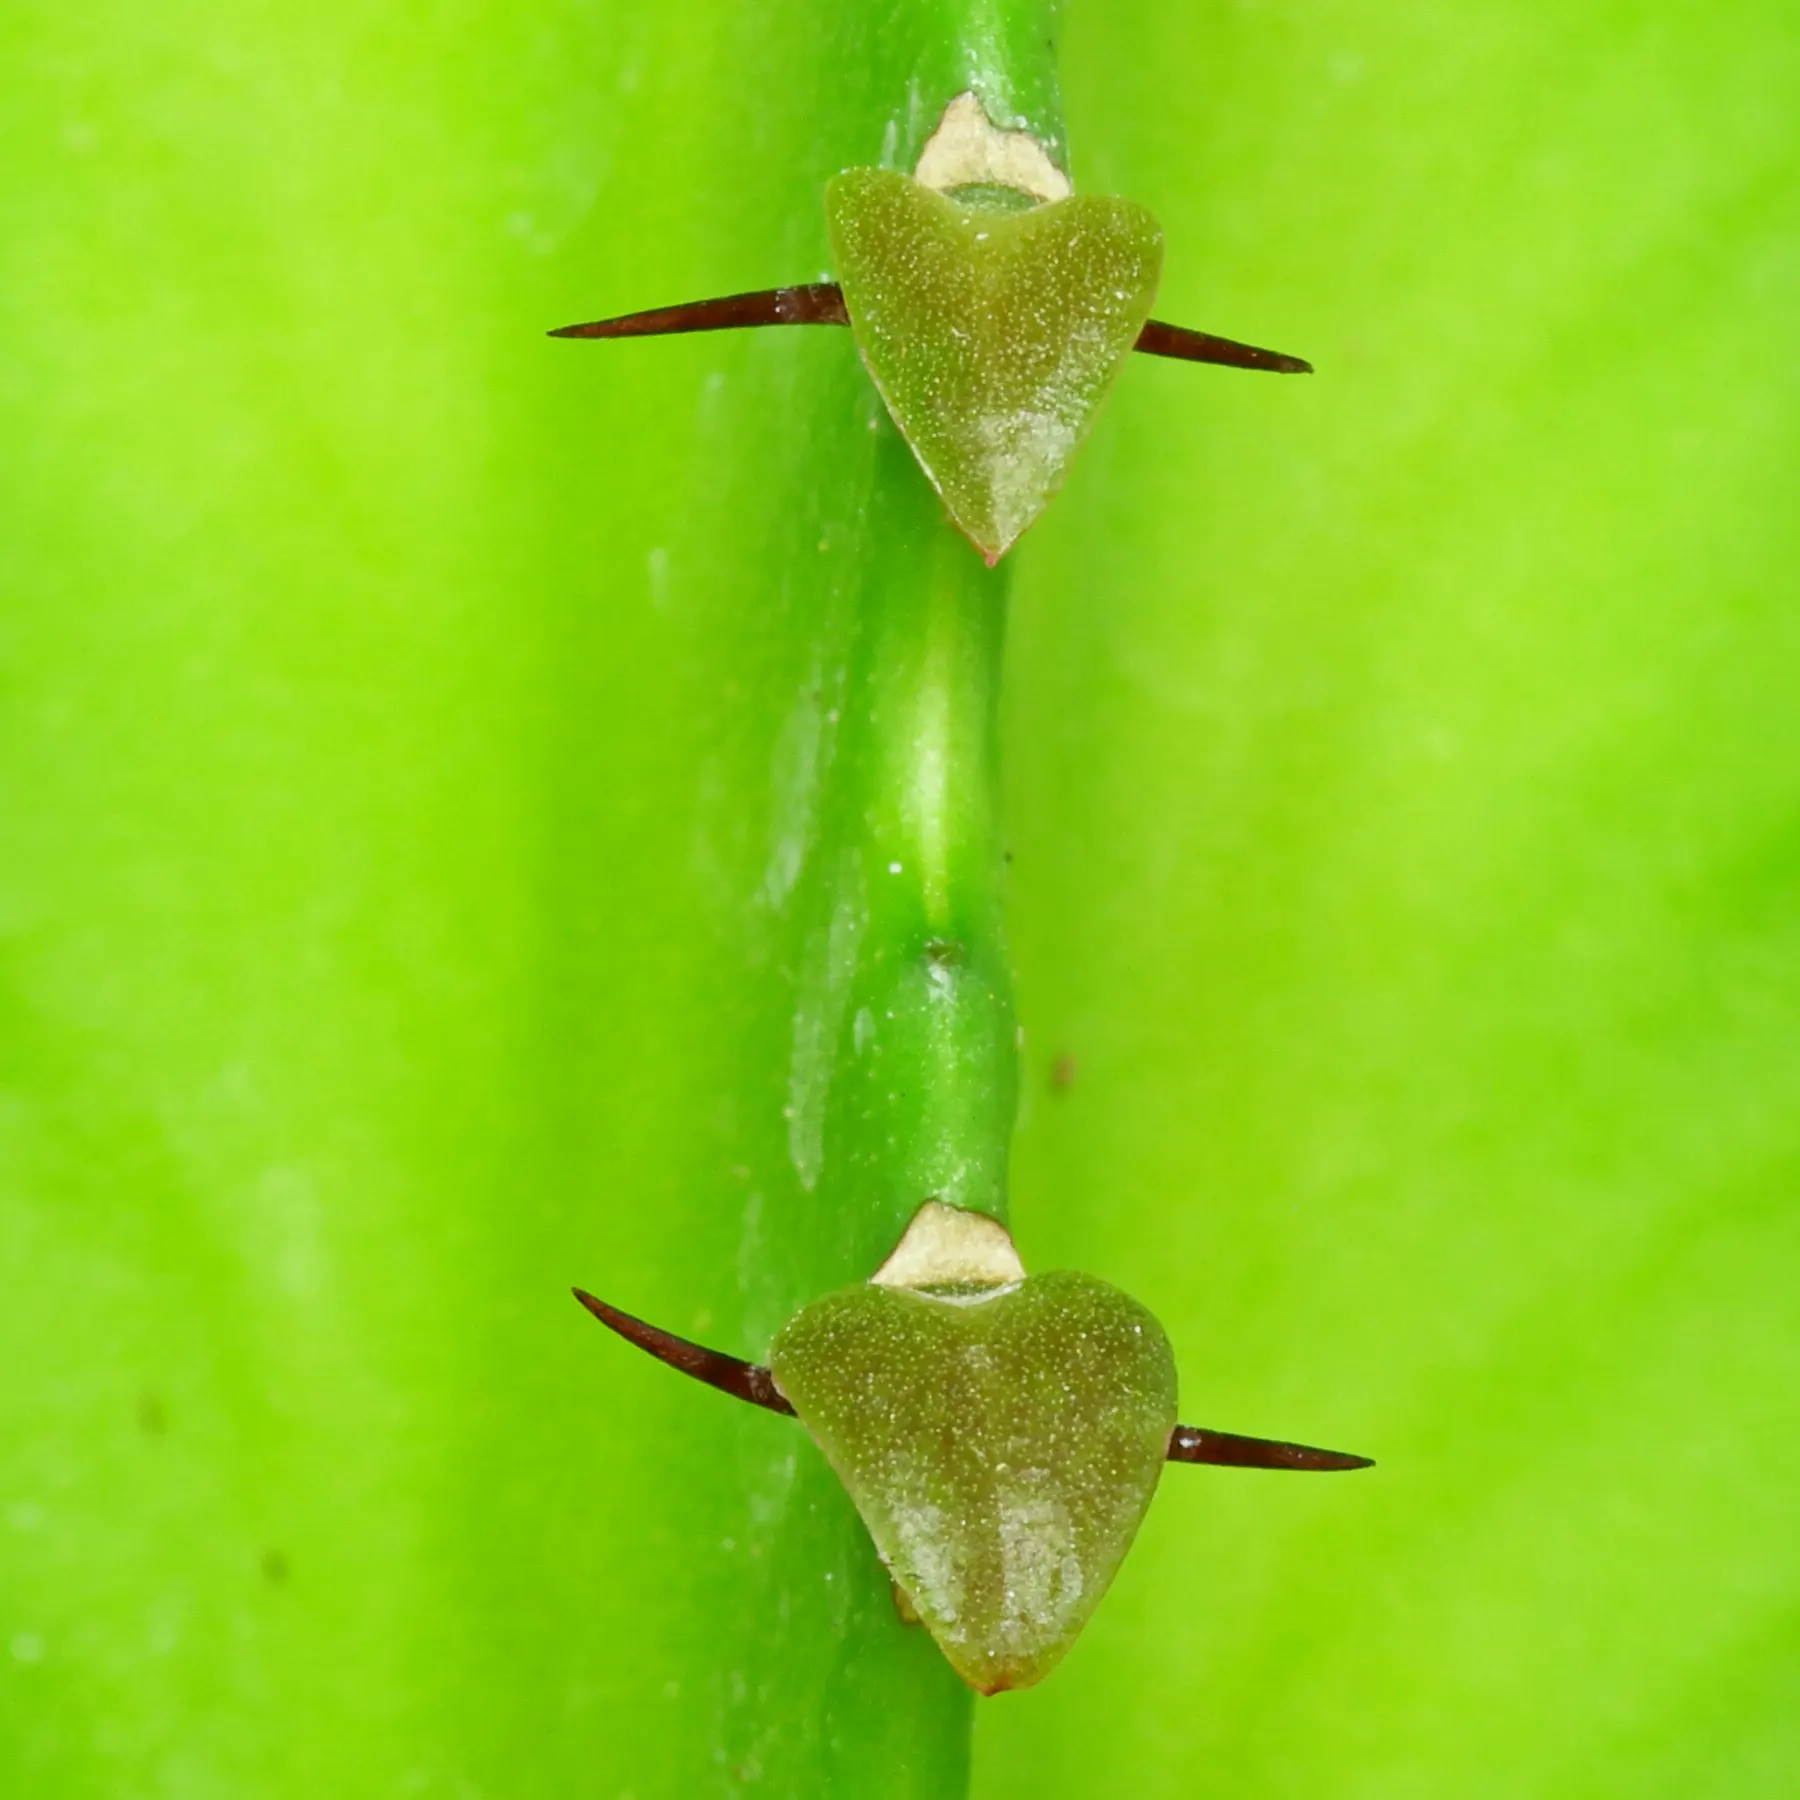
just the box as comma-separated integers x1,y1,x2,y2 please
574,1201,1371,1695
550,91,1312,563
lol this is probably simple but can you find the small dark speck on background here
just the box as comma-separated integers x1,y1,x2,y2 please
261,1550,290,1585
1050,1053,1077,1092
138,1391,167,1436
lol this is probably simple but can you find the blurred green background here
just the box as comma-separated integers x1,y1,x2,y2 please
4,1,1798,1795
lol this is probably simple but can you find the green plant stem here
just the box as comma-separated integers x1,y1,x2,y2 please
785,0,1069,1259
685,15,1069,1785
874,0,1069,172
821,470,1017,1231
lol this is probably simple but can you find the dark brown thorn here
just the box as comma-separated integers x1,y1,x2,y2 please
1135,319,1313,375
1168,1424,1373,1472
571,1287,796,1417
548,283,849,340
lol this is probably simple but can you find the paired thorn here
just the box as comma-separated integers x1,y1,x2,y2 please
571,1289,1370,1470
548,284,1310,374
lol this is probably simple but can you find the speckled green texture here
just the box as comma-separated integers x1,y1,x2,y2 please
826,168,1162,563
768,1270,1177,1694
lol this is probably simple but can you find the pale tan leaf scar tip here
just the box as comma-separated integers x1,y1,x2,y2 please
913,91,1072,203
869,1198,1025,1291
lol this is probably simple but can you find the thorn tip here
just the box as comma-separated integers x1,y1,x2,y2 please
571,1285,795,1418
1169,1424,1373,1472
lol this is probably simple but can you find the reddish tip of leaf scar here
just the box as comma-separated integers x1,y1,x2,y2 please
571,1288,795,1416
548,283,1311,373
1167,1425,1373,1472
